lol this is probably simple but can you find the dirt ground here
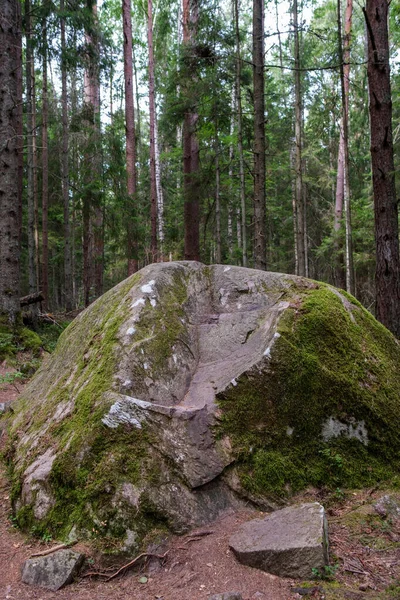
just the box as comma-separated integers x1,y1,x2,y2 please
1,370,400,600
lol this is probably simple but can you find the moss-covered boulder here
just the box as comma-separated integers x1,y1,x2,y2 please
6,262,400,552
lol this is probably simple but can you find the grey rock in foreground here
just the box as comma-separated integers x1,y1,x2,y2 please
208,593,243,600
0,401,12,415
373,495,400,519
21,549,85,591
229,503,329,579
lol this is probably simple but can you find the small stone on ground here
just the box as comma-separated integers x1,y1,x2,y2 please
21,549,85,591
229,502,329,579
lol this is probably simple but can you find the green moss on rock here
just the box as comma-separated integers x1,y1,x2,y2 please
218,284,400,498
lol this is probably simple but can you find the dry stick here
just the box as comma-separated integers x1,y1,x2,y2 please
186,530,214,538
29,542,77,558
83,551,168,582
105,551,168,582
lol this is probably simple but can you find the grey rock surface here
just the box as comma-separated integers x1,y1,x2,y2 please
11,262,295,545
229,503,329,579
10,260,395,552
208,593,243,600
0,401,12,415
21,549,85,591
373,495,400,519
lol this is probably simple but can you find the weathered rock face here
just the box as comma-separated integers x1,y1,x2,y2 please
229,503,329,579
7,262,400,551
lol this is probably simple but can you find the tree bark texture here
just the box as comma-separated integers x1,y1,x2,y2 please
253,0,266,270
122,0,138,275
0,0,22,324
364,0,400,337
148,0,158,261
183,0,200,262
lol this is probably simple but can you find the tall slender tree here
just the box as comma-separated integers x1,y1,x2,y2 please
25,0,39,298
41,10,49,309
253,0,266,270
293,0,306,276
122,0,138,275
364,0,400,336
183,0,200,262
60,0,73,311
83,0,103,305
234,0,247,266
336,0,354,293
148,0,158,261
0,0,22,324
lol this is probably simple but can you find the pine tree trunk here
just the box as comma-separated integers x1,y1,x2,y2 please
60,0,73,311
122,0,138,275
253,0,266,270
183,0,200,262
83,0,103,304
154,115,165,256
42,19,49,309
16,0,23,251
215,128,221,264
228,85,235,259
25,0,39,297
364,0,400,336
335,0,354,292
293,0,306,276
337,0,354,294
234,0,247,266
0,0,22,324
148,0,158,261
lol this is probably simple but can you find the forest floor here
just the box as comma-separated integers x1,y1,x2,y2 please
1,369,400,600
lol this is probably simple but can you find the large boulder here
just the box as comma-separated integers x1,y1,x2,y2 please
6,262,400,552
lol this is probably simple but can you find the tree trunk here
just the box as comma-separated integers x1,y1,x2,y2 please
227,85,235,260
16,0,23,251
335,0,354,293
215,126,221,264
364,0,400,336
25,0,39,297
122,0,138,275
293,0,306,276
42,18,49,309
183,0,200,262
253,0,266,270
83,0,103,304
339,0,354,294
154,115,165,257
0,0,22,325
60,0,73,311
234,0,247,266
148,0,158,261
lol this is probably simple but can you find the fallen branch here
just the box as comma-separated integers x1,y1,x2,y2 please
186,530,214,538
83,551,168,582
29,541,77,558
20,292,44,307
